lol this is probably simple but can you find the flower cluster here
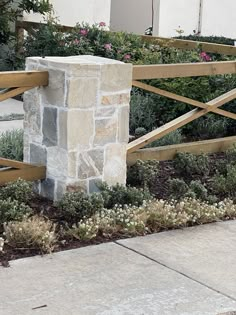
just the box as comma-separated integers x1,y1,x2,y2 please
66,198,236,241
200,52,212,62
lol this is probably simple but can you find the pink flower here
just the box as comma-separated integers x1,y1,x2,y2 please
99,22,106,27
200,52,211,62
80,29,88,36
104,43,112,50
124,54,131,60
74,38,80,45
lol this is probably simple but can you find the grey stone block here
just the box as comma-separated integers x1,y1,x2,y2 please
30,143,47,165
40,178,55,200
43,107,58,147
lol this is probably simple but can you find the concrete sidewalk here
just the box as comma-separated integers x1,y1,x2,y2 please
1,221,236,315
0,98,24,133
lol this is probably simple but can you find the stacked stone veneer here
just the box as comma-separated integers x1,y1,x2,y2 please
24,56,132,200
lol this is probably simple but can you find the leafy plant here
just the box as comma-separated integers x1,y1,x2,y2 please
56,191,104,224
0,179,34,204
174,152,210,177
0,198,32,226
98,183,153,209
147,130,184,147
0,129,23,161
127,160,159,188
211,164,236,197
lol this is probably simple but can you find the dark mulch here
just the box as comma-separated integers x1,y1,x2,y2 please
150,152,226,199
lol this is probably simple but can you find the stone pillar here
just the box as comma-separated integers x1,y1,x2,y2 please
24,56,132,200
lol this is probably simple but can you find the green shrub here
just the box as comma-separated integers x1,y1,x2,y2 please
211,164,236,197
4,216,57,253
98,183,153,209
0,179,34,204
0,198,32,226
190,115,228,140
147,130,184,147
174,152,210,177
0,129,23,161
130,92,157,134
127,160,159,188
57,191,104,224
187,180,208,200
168,178,208,200
168,178,189,199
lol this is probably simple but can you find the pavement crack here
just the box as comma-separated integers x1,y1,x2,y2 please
114,241,236,303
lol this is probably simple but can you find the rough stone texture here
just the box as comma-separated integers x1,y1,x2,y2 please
67,110,94,150
30,143,47,165
78,149,104,180
23,90,41,137
24,56,132,200
101,63,132,92
1,238,236,315
47,147,68,179
66,78,98,108
43,107,58,147
101,93,130,106
118,105,130,143
89,178,102,193
95,107,116,118
40,178,55,199
104,143,127,185
94,117,117,146
66,180,88,193
41,68,65,107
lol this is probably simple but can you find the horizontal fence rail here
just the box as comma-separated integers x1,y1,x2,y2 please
133,61,236,80
0,71,49,88
129,60,236,156
0,71,48,102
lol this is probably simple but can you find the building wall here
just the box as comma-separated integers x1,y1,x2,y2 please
201,0,236,38
109,0,160,35
158,0,200,37
23,0,111,27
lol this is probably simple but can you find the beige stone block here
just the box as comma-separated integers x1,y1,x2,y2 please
95,107,116,118
78,149,104,180
118,106,130,143
47,147,68,179
101,64,132,92
101,93,130,106
66,180,88,193
103,143,127,185
41,68,65,107
67,110,94,150
94,116,117,146
68,151,77,178
66,78,98,108
23,90,41,137
59,110,68,149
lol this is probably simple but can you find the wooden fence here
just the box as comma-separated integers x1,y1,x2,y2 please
0,71,48,183
127,61,236,164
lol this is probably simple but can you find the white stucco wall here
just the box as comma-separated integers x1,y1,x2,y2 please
110,0,160,35
158,0,200,37
201,0,236,38
24,0,111,27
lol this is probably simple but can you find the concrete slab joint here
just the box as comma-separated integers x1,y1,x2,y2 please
24,55,132,200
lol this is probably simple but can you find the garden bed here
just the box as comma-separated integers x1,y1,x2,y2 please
1,149,236,267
